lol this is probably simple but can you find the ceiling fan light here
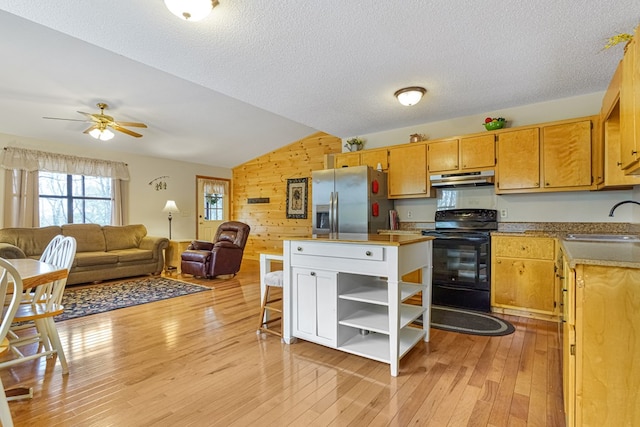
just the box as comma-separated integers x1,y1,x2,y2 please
89,128,114,141
164,0,219,21
394,86,427,106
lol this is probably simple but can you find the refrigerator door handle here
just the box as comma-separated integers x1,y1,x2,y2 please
333,192,338,233
329,192,335,233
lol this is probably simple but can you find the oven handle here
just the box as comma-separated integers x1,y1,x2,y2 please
430,236,489,242
436,285,478,291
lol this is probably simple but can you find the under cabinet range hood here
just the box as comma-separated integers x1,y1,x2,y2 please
429,170,495,187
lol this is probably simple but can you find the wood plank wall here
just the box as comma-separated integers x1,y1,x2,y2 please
232,132,342,259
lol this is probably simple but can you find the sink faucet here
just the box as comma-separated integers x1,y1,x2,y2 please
608,200,640,217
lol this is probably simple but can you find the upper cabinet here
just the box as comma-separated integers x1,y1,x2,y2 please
388,143,433,199
619,26,640,174
428,135,495,174
542,120,593,189
496,117,597,194
496,128,540,191
334,147,388,170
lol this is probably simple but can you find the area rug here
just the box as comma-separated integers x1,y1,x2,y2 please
426,305,515,336
55,277,211,321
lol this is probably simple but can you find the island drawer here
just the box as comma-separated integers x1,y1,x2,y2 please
290,242,384,261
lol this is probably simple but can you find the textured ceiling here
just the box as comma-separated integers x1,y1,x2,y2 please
0,1,637,167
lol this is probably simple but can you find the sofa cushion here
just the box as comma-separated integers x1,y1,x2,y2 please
110,248,154,263
74,251,119,267
62,224,106,252
0,226,61,257
103,224,147,251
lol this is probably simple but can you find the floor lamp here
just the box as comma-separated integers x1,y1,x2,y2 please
162,200,180,239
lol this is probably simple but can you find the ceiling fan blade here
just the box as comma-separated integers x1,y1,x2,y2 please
77,111,94,119
115,121,147,128
43,116,91,122
82,125,99,134
111,124,143,138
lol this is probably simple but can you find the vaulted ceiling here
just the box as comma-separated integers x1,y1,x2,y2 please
0,1,637,167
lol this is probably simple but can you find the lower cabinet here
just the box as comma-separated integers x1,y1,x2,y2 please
291,267,337,347
491,235,558,319
561,258,640,427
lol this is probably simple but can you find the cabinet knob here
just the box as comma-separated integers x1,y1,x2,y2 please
617,161,622,166
297,247,303,252
310,271,316,276
633,150,638,155
365,251,372,256
545,182,550,187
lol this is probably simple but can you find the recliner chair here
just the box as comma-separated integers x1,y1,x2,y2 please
180,221,250,279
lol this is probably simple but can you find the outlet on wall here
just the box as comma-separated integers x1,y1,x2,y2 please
407,210,413,219
500,209,508,218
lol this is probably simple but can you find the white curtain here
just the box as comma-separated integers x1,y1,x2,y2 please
202,179,227,195
3,169,39,227
1,147,130,180
1,147,130,227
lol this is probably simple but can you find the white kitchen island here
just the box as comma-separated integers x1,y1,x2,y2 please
283,233,433,376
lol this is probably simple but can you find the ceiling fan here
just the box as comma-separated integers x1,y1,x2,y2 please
43,102,147,140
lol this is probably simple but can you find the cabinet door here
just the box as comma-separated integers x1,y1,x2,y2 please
620,35,639,171
360,148,388,171
542,120,592,188
496,128,540,191
427,139,459,173
493,258,556,313
291,267,337,346
334,152,361,168
388,143,430,198
460,134,496,170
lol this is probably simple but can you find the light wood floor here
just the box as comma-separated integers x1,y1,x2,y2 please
1,260,565,426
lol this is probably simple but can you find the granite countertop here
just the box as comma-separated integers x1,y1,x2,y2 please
287,233,434,246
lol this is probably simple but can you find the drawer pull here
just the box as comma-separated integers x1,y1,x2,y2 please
297,247,303,252
365,251,372,256
310,271,316,276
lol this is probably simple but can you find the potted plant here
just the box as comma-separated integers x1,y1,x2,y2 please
345,137,364,152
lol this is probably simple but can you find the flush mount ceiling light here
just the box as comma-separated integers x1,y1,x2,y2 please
89,126,114,141
164,0,219,21
394,86,427,106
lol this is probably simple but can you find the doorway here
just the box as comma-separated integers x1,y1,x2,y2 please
196,176,230,240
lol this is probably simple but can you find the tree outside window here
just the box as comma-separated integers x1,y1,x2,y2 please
39,172,112,225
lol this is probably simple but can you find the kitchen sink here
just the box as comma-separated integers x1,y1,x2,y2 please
564,233,640,243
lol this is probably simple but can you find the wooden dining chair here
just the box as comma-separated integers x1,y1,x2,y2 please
1,236,76,375
0,258,25,427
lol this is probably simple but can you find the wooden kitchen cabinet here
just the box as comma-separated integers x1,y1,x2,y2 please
334,147,388,170
496,128,540,191
388,143,433,198
334,152,360,168
428,135,495,173
619,26,640,174
460,134,496,170
491,235,557,319
542,119,593,189
427,138,459,173
561,258,640,426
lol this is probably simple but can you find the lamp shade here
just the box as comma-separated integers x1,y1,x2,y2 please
162,200,180,213
394,87,427,106
89,128,115,141
164,0,218,21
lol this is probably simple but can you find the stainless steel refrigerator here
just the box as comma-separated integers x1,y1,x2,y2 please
312,165,393,235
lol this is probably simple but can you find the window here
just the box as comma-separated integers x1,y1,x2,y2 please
204,193,224,220
39,172,112,226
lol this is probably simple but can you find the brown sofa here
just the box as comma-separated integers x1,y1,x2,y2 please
0,224,168,285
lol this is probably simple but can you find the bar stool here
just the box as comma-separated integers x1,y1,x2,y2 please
257,253,283,337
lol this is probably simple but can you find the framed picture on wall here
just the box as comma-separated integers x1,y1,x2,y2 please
286,177,308,219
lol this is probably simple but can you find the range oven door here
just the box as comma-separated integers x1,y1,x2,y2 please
424,231,491,312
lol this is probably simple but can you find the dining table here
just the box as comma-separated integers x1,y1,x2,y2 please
6,258,68,290
2,258,69,400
